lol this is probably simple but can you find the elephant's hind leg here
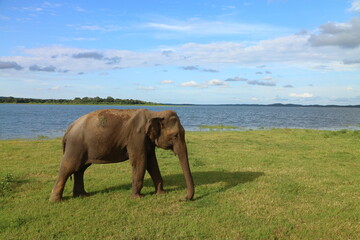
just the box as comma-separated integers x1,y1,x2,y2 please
73,164,91,198
50,162,75,202
50,152,85,202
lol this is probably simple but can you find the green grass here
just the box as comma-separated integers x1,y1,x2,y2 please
199,124,240,130
1,129,360,239
0,174,14,197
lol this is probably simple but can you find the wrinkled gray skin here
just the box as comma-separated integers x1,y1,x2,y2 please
50,109,194,202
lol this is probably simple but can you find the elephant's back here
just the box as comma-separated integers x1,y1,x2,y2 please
64,108,145,141
69,109,139,128
88,109,142,128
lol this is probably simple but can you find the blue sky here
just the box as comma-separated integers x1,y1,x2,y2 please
1,0,360,104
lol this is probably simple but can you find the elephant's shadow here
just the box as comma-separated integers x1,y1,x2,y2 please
90,170,264,200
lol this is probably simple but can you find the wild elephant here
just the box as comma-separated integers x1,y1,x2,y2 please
50,109,194,202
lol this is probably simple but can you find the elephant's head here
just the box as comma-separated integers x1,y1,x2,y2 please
145,110,194,200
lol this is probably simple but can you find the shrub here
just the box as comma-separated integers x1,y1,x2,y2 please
0,173,14,196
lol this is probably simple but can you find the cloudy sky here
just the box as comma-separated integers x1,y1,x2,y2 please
1,0,360,104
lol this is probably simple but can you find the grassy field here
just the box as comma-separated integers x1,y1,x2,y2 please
1,129,360,239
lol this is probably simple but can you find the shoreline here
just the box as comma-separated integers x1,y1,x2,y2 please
1,128,360,141
1,102,360,108
0,102,166,107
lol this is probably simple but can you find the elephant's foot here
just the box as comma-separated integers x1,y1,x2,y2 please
49,194,62,203
179,194,194,202
131,193,144,199
73,191,90,198
156,189,166,195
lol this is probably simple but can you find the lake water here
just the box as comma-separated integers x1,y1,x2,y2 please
1,104,360,139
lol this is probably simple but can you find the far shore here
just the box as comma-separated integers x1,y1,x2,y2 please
1,102,359,108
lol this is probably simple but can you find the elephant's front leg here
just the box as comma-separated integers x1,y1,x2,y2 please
130,152,147,198
146,147,165,195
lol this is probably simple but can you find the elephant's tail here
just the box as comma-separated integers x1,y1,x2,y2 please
62,126,71,154
62,133,67,154
62,122,75,154
62,130,73,180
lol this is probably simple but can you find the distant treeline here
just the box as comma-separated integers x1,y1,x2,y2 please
0,96,160,105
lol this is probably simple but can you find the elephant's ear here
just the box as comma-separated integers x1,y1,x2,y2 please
145,117,164,142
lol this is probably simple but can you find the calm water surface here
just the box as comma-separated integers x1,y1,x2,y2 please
1,104,360,139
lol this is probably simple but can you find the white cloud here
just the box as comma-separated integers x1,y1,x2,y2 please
21,7,43,12
180,65,218,72
289,93,314,98
207,79,228,86
14,2,62,16
180,79,228,88
262,76,273,81
309,17,360,48
0,14,10,20
247,80,276,87
49,86,61,91
225,75,276,87
74,7,87,12
144,18,291,37
42,2,62,8
177,34,360,71
222,5,236,10
60,37,97,42
137,86,156,91
74,24,123,32
146,23,191,31
77,25,103,31
160,80,173,84
2,18,360,77
350,0,360,12
181,81,198,87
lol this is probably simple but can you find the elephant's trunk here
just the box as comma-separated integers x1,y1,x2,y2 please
174,139,194,201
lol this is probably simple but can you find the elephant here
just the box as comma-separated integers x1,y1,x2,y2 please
50,109,194,202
